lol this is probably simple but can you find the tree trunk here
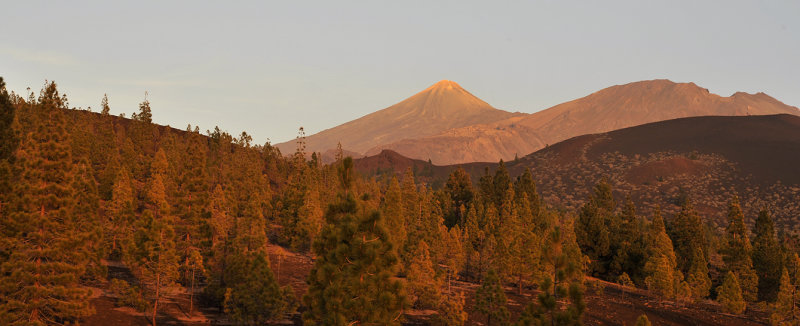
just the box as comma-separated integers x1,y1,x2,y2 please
152,272,160,326
551,268,557,326
153,229,163,326
189,268,195,314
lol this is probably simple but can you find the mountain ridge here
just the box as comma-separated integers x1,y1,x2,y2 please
370,79,800,164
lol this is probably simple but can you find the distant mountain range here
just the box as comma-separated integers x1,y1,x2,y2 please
277,79,799,165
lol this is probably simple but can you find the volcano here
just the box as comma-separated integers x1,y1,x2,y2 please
274,80,520,158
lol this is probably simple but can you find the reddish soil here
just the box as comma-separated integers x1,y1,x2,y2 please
583,114,800,186
625,157,708,185
85,244,769,326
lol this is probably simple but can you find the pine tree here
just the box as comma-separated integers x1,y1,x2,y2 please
126,149,179,326
303,157,405,325
676,278,693,303
643,208,683,301
576,179,615,277
71,159,105,280
0,81,94,324
183,247,204,315
635,314,652,326
107,167,135,257
381,176,406,257
770,268,799,325
0,76,17,214
204,184,233,304
441,225,466,287
646,208,677,272
226,146,270,254
0,76,18,269
281,129,310,248
97,148,120,202
100,93,110,115
491,160,512,207
503,190,540,294
514,168,541,218
406,241,442,309
644,255,676,299
172,135,209,256
133,93,152,123
401,167,419,227
519,223,585,325
610,195,646,281
475,269,509,326
444,167,473,228
717,271,746,314
431,291,468,326
722,196,759,302
670,200,708,274
753,208,784,302
478,167,494,202
618,273,634,287
686,247,712,300
295,187,324,252
223,252,294,325
403,177,442,270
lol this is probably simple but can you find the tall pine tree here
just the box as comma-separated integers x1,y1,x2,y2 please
406,240,443,310
0,76,17,215
0,81,94,324
753,208,783,302
303,158,405,325
381,176,406,258
126,149,179,326
643,208,682,300
770,268,799,325
0,76,18,269
443,167,473,228
670,200,708,274
721,196,759,302
518,223,585,325
576,179,615,277
686,246,712,300
475,269,509,326
107,167,135,257
223,252,294,325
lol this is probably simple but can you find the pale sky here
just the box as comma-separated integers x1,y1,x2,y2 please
2,1,798,144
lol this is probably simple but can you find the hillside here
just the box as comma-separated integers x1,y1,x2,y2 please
5,80,795,326
356,114,800,229
275,80,520,157
515,114,800,230
85,243,770,326
371,79,800,164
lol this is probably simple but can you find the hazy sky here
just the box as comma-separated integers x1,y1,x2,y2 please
2,1,798,144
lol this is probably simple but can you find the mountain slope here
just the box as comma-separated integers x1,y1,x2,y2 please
275,80,520,156
516,79,800,144
371,79,800,164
